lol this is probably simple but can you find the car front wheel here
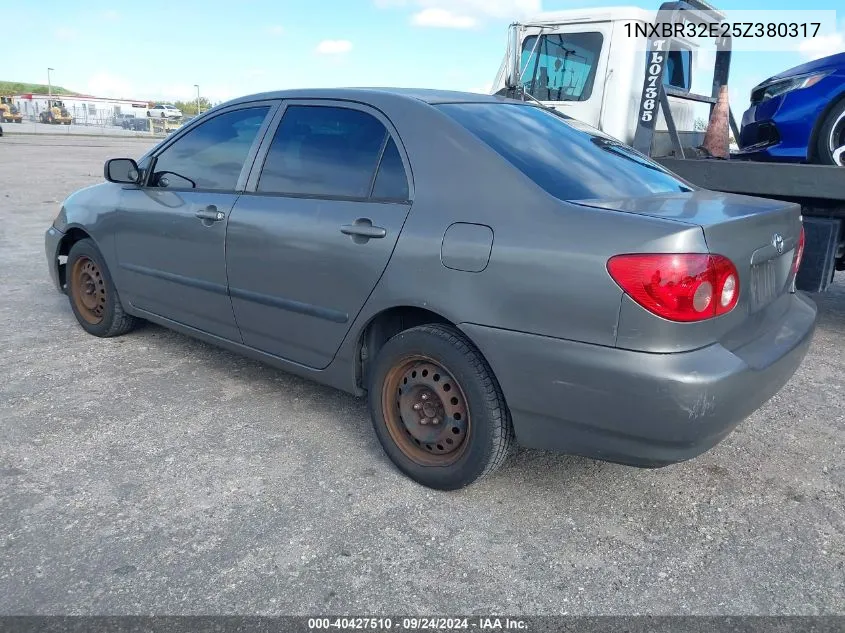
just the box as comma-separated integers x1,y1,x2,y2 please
367,324,515,490
66,239,140,338
815,99,845,166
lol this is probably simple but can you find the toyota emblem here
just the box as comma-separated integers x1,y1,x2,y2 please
772,233,784,255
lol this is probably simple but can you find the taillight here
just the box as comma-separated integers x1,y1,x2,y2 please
792,225,806,275
607,253,740,322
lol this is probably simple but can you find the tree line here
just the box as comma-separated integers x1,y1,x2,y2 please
171,96,214,116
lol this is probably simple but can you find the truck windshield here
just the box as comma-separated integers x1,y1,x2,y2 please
437,102,693,201
520,32,603,102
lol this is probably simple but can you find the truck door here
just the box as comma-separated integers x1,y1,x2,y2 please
518,22,612,127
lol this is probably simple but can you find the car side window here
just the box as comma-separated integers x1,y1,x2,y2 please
257,105,388,199
150,106,270,191
371,138,409,201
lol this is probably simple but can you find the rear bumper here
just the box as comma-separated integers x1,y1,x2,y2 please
45,226,64,292
460,292,817,467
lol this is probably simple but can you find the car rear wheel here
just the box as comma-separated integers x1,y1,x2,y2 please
66,239,139,338
367,324,514,490
815,99,845,166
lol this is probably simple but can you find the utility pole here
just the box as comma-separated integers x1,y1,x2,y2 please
194,84,201,116
47,67,54,99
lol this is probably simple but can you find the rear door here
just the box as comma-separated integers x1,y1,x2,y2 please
225,100,413,369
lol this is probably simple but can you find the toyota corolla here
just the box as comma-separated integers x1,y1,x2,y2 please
45,88,817,490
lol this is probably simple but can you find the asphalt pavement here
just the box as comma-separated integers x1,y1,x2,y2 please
0,135,843,615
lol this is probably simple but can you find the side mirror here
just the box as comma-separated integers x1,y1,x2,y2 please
104,158,140,184
505,22,522,89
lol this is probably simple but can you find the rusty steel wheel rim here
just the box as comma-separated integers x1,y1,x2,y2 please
70,256,107,325
381,355,471,467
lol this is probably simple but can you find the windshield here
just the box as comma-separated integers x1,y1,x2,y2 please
437,102,693,201
520,32,604,102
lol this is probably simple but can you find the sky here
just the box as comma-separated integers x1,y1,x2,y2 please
6,0,844,119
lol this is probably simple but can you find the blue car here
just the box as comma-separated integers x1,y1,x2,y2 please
737,52,845,166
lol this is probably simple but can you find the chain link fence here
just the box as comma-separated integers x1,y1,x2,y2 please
4,99,191,138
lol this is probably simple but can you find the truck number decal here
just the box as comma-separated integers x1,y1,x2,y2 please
639,41,666,124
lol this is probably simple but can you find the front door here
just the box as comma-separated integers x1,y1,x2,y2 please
225,101,413,369
115,103,275,341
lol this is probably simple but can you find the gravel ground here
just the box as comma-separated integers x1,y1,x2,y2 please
0,135,843,616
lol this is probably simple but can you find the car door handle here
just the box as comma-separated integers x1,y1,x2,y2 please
341,219,387,240
195,205,225,222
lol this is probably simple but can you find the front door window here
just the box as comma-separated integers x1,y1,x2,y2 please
150,107,270,190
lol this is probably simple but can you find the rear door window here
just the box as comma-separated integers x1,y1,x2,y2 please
257,105,390,199
438,102,693,201
371,138,409,201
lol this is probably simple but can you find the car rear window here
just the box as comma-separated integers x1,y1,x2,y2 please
436,102,693,201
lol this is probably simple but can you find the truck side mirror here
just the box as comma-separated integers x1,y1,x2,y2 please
104,158,140,184
505,23,522,89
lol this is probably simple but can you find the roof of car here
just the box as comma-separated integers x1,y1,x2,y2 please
225,87,512,107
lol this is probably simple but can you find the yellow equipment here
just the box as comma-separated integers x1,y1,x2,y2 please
148,117,183,136
39,99,73,125
0,96,22,123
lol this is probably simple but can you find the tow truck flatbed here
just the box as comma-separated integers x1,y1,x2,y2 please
655,158,845,208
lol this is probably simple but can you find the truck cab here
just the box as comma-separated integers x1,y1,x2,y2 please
491,6,701,148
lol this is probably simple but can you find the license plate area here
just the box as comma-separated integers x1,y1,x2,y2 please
749,255,789,313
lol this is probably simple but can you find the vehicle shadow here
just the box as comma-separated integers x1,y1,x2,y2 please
808,277,845,326
89,273,844,498
45,270,845,499
117,319,649,494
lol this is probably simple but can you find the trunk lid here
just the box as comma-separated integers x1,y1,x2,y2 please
575,190,802,316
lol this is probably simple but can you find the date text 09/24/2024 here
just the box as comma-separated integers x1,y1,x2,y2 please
307,618,528,631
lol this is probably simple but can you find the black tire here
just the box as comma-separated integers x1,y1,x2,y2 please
815,98,845,166
66,238,140,338
367,323,514,490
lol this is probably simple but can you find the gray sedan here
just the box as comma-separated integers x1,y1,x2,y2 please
44,88,817,490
